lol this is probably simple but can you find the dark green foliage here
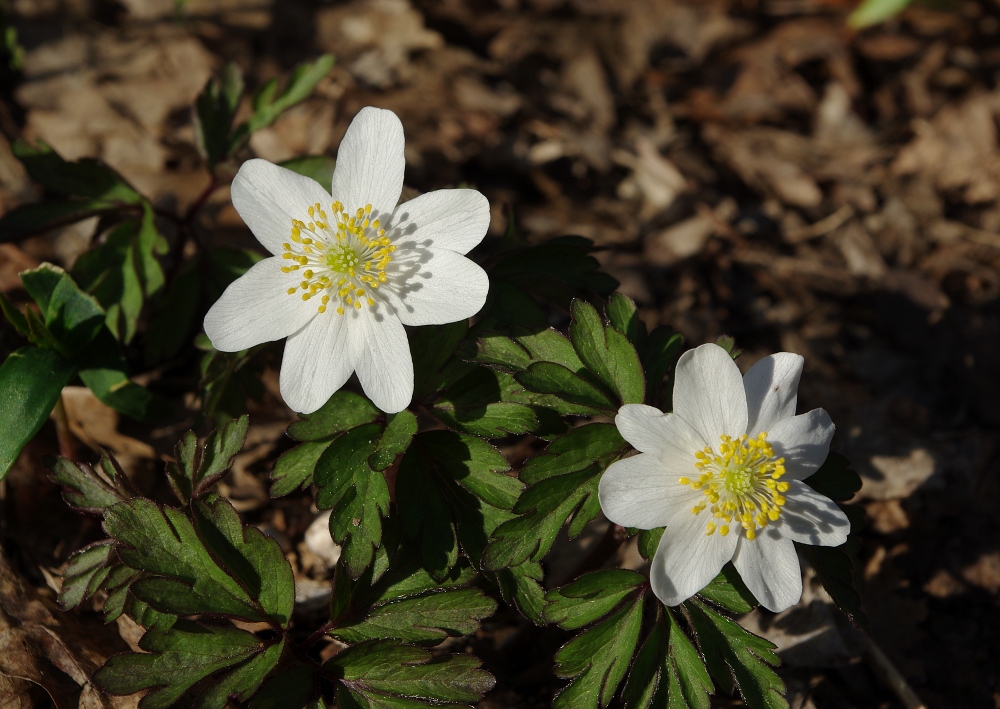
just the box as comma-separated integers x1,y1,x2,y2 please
686,600,787,709
165,415,249,504
103,496,294,625
281,155,337,188
483,423,628,569
49,453,134,514
325,640,495,708
397,431,521,579
94,620,283,709
288,391,381,442
0,347,76,479
569,299,645,406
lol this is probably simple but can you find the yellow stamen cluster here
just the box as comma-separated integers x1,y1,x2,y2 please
678,432,789,541
280,201,395,315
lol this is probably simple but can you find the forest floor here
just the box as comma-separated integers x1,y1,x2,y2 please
1,0,999,707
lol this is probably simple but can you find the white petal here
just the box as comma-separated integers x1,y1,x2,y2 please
615,405,708,462
649,509,739,606
331,107,405,217
743,353,803,436
279,312,358,414
672,343,748,443
391,189,490,255
779,481,850,546
379,248,488,326
231,159,336,257
732,531,803,612
204,257,315,351
353,305,413,413
767,409,835,480
599,453,701,530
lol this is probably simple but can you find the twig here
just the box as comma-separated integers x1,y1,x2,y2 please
864,638,927,709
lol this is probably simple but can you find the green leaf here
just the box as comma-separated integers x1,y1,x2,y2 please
281,155,336,189
484,423,627,570
432,368,539,438
93,619,278,709
250,666,320,709
802,540,869,632
103,496,294,625
271,439,331,497
325,640,494,708
0,198,129,242
165,416,249,503
315,423,389,578
194,639,285,709
411,321,470,402
569,299,645,405
330,559,496,645
243,55,335,135
0,292,29,336
847,0,912,29
397,431,520,578
802,453,861,502
552,595,644,709
622,607,713,709
369,410,417,471
144,256,202,365
544,569,646,630
20,263,106,355
494,560,546,624
0,347,76,479
697,564,758,615
637,527,664,562
12,140,142,203
288,391,381,442
48,453,133,514
606,292,646,347
515,361,616,414
194,62,244,168
686,600,787,709
58,541,116,610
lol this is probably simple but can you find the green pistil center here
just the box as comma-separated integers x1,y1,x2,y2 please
327,243,361,273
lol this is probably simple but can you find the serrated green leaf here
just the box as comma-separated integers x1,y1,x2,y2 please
397,431,518,577
271,439,331,497
552,595,644,709
315,423,389,578
801,503,868,632
194,62,244,168
607,293,646,348
686,600,787,709
288,391,380,441
544,569,646,630
494,560,546,624
77,329,171,421
12,140,142,203
515,360,615,413
484,423,627,569
623,607,713,709
432,368,539,438
0,347,76,479
569,299,645,405
370,410,417,471
48,454,132,513
697,564,758,615
93,620,273,709
58,541,115,610
280,155,336,189
104,497,293,625
165,416,249,503
325,640,494,707
193,638,284,709
243,55,335,135
0,292,29,336
464,331,532,371
637,527,664,562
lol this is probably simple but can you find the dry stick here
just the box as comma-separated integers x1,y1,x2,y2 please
864,638,927,709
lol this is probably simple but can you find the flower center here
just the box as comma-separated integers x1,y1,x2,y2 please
280,201,395,315
678,432,789,541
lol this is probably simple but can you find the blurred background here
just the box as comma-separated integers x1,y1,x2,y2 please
0,0,998,707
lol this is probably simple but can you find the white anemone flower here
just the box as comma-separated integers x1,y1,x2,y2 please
598,343,850,612
204,107,490,414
